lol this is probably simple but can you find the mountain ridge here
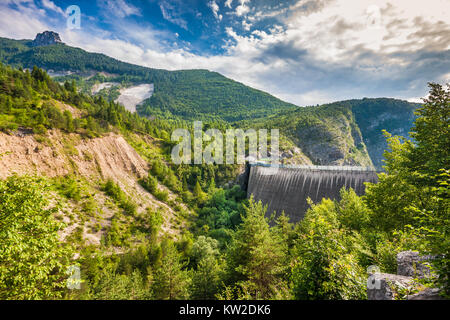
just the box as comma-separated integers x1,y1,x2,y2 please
0,32,420,168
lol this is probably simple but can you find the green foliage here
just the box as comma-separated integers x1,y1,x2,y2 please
291,198,368,300
242,98,417,168
0,62,174,140
0,37,445,302
196,186,246,246
0,39,299,122
364,83,450,296
224,198,289,299
102,179,136,215
153,239,191,300
189,236,223,299
54,175,82,202
0,175,73,299
146,208,164,243
87,267,151,300
140,174,158,193
408,83,450,186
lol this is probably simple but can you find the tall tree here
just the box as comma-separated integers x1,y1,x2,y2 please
225,198,288,299
0,176,73,299
364,83,450,296
152,239,191,300
190,236,222,299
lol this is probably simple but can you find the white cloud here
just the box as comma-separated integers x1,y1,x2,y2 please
235,0,250,17
0,1,49,39
159,0,188,30
208,1,222,21
41,0,64,15
97,0,141,18
242,20,252,31
225,0,233,9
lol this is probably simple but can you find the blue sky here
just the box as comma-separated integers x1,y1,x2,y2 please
0,0,449,105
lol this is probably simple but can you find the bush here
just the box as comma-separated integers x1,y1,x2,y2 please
154,189,169,202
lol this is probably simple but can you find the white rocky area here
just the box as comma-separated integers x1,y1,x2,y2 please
91,82,119,94
115,84,154,113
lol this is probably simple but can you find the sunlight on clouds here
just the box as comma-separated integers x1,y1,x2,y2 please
235,0,251,17
41,0,64,15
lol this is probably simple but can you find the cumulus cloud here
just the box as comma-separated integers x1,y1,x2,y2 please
0,1,49,39
235,0,251,17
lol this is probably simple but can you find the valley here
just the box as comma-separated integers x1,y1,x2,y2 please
0,30,447,301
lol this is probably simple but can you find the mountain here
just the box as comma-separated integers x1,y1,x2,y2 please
0,32,298,122
0,32,420,168
243,98,418,168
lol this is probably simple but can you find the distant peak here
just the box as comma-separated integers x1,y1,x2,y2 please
31,31,63,47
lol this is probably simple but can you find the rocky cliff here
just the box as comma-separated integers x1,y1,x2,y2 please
31,31,63,47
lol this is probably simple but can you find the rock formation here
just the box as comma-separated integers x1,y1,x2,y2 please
31,31,63,47
367,251,445,300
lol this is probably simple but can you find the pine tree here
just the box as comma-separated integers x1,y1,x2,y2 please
193,178,202,195
152,240,190,300
5,96,12,113
63,110,74,133
225,197,288,299
191,236,222,299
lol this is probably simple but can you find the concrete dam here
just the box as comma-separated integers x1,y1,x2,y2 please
245,164,379,223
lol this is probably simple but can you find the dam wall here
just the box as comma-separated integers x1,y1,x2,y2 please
246,164,379,223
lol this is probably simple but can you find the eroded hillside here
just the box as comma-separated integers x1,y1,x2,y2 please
0,127,190,248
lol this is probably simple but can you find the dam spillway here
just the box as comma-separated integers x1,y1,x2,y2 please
246,164,379,223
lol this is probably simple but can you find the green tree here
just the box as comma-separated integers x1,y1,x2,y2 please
63,110,75,133
408,83,450,186
152,239,191,300
225,198,288,299
0,175,73,299
193,178,207,205
190,236,222,299
290,198,367,300
363,83,450,296
87,267,150,300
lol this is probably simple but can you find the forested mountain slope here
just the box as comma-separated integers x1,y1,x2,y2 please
243,98,418,168
0,35,298,122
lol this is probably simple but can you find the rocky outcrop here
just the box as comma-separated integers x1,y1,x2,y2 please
293,112,373,167
367,273,413,300
31,31,63,47
0,130,148,181
407,288,445,300
0,129,185,240
367,251,444,300
397,251,434,278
